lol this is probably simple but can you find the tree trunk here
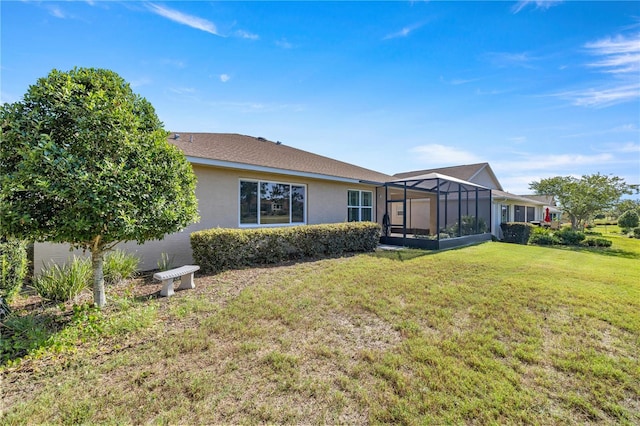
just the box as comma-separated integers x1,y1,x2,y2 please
91,249,106,308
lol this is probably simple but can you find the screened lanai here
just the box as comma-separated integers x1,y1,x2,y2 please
379,173,492,250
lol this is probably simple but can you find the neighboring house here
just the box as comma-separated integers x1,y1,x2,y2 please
394,163,546,239
34,133,393,272
518,194,563,223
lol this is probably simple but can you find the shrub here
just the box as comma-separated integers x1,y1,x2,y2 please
500,222,534,245
103,250,139,284
32,257,91,302
633,228,640,239
446,216,488,236
618,210,639,231
528,227,559,246
582,237,613,247
555,228,586,245
191,222,381,274
0,238,28,302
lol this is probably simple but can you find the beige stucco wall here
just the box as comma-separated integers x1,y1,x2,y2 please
34,164,381,273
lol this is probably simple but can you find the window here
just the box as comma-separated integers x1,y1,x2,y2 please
526,206,535,222
240,180,306,226
347,190,373,222
500,205,510,223
514,205,525,222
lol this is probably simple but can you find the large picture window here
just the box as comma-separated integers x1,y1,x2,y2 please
347,190,373,222
240,180,306,226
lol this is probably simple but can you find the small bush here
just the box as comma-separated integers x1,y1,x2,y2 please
528,228,559,245
103,250,139,284
582,237,612,247
32,257,91,302
191,222,381,274
555,228,586,245
0,238,28,302
500,222,534,245
633,228,640,239
618,210,639,231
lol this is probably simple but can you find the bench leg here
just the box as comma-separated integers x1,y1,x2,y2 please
160,278,175,297
177,272,196,291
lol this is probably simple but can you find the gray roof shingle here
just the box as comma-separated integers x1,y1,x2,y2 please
168,132,394,183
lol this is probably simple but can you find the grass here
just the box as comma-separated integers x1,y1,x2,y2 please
1,234,639,424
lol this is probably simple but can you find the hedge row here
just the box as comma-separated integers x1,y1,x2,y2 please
191,222,382,274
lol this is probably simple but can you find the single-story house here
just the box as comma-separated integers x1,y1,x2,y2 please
33,135,541,271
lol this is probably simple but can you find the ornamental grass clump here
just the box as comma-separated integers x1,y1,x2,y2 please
32,257,92,302
103,250,140,284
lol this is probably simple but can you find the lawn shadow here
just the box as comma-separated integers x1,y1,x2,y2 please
541,244,640,260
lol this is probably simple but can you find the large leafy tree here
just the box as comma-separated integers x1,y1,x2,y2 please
529,174,638,230
1,68,199,307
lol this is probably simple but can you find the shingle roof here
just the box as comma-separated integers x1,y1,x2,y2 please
393,163,503,191
168,132,393,184
518,194,556,206
492,190,546,205
394,163,488,181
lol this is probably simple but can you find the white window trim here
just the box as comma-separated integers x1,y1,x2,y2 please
239,179,307,227
348,189,373,222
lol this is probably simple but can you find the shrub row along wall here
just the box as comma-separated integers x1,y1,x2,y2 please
191,222,381,274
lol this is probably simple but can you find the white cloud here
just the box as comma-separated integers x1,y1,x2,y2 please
585,33,640,74
129,77,152,88
170,87,196,95
512,0,563,14
484,51,538,69
409,144,482,167
276,39,293,49
48,5,66,18
147,3,221,36
554,82,640,108
553,32,640,107
235,30,259,40
220,74,230,83
494,152,615,173
383,23,423,40
508,136,527,144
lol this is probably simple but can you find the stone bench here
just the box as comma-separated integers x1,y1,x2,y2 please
153,265,200,297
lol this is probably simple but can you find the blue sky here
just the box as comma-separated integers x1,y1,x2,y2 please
2,1,639,195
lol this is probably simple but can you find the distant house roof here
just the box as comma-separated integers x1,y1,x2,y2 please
518,194,556,206
394,162,503,191
168,132,393,184
492,190,546,205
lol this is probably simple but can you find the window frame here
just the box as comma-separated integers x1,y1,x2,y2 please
239,179,307,227
347,189,374,222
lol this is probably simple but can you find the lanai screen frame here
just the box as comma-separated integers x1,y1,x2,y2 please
379,173,492,250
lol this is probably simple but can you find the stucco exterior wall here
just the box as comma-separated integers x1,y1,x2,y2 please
34,164,381,273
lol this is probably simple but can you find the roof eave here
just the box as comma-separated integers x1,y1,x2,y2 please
187,156,372,185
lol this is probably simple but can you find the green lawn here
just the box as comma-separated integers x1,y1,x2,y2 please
2,234,639,424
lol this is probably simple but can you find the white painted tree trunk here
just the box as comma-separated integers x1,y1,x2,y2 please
92,250,106,308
